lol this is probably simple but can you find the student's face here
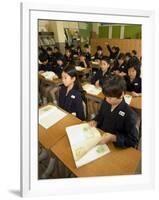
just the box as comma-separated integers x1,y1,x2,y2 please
57,60,63,66
97,50,102,55
79,56,85,62
128,67,137,80
118,59,124,65
105,93,124,106
47,50,52,55
62,72,75,87
65,50,71,56
100,60,109,71
84,48,89,53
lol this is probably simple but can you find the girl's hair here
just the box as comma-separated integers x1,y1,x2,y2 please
62,65,83,91
102,75,126,98
97,45,103,51
128,65,141,77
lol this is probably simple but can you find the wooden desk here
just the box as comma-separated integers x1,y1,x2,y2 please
82,83,142,110
38,73,62,86
51,136,141,177
39,112,81,150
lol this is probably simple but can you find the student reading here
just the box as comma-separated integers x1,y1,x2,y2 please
88,75,138,148
58,65,86,120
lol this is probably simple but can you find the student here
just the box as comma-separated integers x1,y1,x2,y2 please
52,46,63,64
83,44,91,62
79,53,89,68
115,53,128,76
131,50,141,68
38,52,52,72
94,45,103,61
46,47,56,65
58,65,86,121
52,55,65,78
88,75,138,148
125,65,141,97
64,47,73,65
91,56,110,88
105,42,120,60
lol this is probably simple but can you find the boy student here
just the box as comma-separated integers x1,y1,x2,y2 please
94,45,103,61
105,42,120,60
38,52,52,72
88,75,138,148
83,44,91,62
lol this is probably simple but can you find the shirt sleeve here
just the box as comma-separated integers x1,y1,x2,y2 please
94,101,105,127
115,109,139,148
75,93,86,121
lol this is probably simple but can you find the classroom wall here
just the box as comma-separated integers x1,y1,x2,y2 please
90,38,141,58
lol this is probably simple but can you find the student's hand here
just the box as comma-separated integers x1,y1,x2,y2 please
88,120,97,127
95,80,100,88
131,91,140,97
98,132,117,144
119,72,127,77
114,70,120,75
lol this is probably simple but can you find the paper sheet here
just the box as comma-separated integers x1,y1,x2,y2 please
66,123,110,167
75,66,85,71
39,105,67,129
82,84,102,95
41,71,57,80
124,94,132,105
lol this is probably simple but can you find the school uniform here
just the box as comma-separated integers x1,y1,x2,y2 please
125,76,142,93
117,62,128,74
94,52,103,60
64,54,73,64
106,45,119,59
52,64,65,78
91,69,110,87
79,60,89,68
94,99,138,148
38,62,53,71
84,52,91,62
58,85,85,120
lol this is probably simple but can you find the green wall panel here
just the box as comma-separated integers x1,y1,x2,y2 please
99,26,109,38
124,25,141,39
112,26,121,38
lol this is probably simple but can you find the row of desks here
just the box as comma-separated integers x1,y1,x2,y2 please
39,73,142,110
39,105,141,177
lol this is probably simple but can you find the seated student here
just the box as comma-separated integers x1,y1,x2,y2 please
58,65,86,121
94,45,103,61
46,47,56,65
38,52,53,72
78,53,89,68
52,46,63,65
52,55,65,78
88,75,138,148
83,44,91,62
131,50,140,67
125,65,141,97
91,56,110,88
105,42,120,60
114,53,128,76
64,47,73,65
73,45,82,57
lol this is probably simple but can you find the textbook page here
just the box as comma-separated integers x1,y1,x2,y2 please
82,84,102,95
76,144,110,168
39,105,67,129
66,123,110,167
124,94,132,105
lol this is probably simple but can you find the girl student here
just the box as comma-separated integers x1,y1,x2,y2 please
88,56,111,119
58,65,86,121
125,64,141,97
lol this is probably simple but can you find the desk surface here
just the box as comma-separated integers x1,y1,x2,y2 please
83,83,141,110
51,136,141,177
39,73,62,85
39,113,81,149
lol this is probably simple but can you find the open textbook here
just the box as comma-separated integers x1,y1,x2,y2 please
82,83,102,95
39,105,67,129
66,123,110,168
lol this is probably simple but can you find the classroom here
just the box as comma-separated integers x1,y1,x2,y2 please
38,20,142,179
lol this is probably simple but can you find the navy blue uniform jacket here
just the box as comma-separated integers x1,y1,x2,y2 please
94,99,138,148
125,76,142,93
58,85,85,120
91,69,110,86
52,64,65,78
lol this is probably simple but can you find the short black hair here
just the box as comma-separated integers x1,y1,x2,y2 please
132,50,137,55
102,75,126,98
128,65,141,77
39,52,48,62
118,53,125,60
101,56,110,64
46,47,53,51
97,45,103,51
84,44,89,48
